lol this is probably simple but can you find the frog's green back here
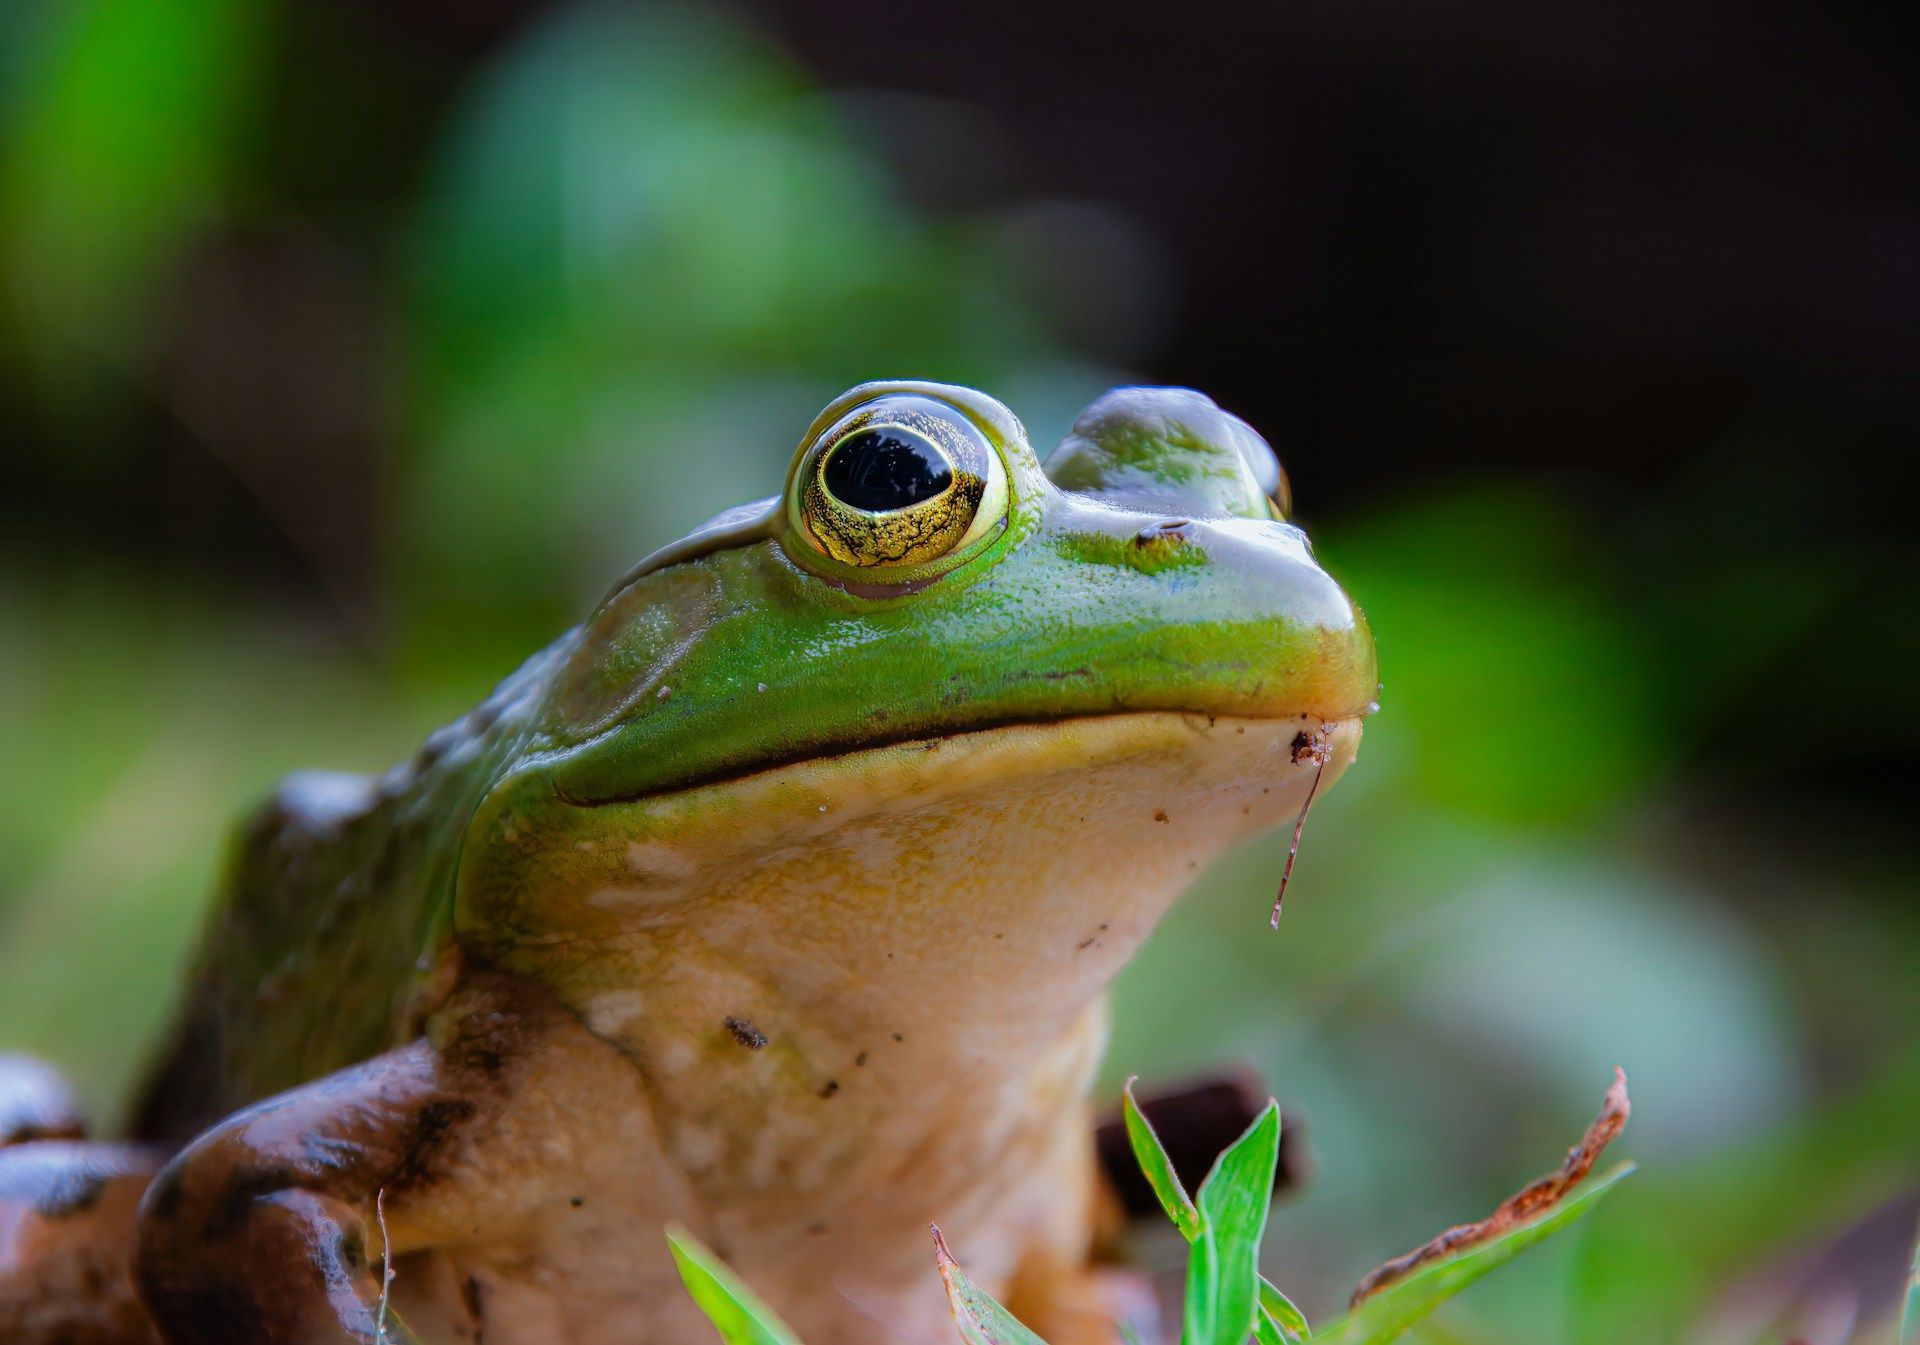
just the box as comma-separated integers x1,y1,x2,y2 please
131,641,570,1142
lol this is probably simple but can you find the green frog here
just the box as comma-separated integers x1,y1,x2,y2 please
0,380,1375,1345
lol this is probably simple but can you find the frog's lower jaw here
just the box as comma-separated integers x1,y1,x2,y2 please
462,711,1362,1048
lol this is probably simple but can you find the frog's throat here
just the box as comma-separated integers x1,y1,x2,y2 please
459,711,1362,1042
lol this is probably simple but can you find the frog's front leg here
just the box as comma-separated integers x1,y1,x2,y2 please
133,967,655,1345
133,1035,451,1344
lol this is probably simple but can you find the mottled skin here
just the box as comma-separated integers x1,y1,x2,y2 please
0,381,1375,1345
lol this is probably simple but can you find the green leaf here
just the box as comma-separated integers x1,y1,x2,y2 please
932,1224,1051,1345
1259,1277,1312,1341
1252,1304,1301,1345
1121,1076,1202,1241
1183,1101,1282,1345
1313,1163,1636,1345
1,0,266,378
666,1227,806,1345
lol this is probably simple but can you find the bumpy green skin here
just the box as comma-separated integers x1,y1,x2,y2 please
134,380,1376,1142
134,654,557,1139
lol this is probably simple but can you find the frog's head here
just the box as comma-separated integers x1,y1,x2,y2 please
461,382,1375,1031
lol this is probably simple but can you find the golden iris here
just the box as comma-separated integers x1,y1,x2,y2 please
799,399,1004,569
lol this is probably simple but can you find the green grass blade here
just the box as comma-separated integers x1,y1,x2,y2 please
1259,1276,1312,1340
1182,1101,1283,1345
1122,1077,1202,1241
1900,1211,1919,1345
666,1227,806,1345
932,1224,1052,1345
1312,1163,1636,1345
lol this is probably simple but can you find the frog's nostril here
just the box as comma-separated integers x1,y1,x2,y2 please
1134,519,1192,546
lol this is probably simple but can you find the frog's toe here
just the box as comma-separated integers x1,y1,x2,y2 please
0,1055,88,1145
0,1139,166,1343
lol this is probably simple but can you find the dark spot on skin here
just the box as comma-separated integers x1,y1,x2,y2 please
1153,809,1169,822
724,1016,767,1049
808,1222,828,1235
570,1196,584,1208
818,1080,840,1099
206,1163,297,1238
462,1275,485,1336
27,1170,106,1219
1077,937,1096,951
1290,731,1313,757
892,1033,905,1043
339,1227,366,1271
390,1097,477,1192
468,1048,505,1076
855,1052,868,1067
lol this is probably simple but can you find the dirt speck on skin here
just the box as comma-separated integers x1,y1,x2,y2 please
1153,809,1169,823
723,1016,767,1050
818,1079,840,1099
1349,1068,1632,1307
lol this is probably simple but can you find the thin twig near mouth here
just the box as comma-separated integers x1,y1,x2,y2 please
1348,1067,1632,1307
1270,727,1333,928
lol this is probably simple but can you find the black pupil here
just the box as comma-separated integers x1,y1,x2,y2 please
823,428,953,511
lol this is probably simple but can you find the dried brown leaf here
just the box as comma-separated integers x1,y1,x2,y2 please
1349,1066,1631,1308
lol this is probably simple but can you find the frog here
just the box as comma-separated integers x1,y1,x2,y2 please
0,379,1376,1345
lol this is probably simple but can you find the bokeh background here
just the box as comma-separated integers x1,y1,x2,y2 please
2,0,1915,1340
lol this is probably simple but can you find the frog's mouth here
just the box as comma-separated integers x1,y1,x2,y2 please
464,711,1364,994
458,711,1366,1051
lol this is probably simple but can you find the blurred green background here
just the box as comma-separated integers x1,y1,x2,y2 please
1,0,1914,1341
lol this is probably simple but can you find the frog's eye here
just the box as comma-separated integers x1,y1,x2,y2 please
793,395,1007,570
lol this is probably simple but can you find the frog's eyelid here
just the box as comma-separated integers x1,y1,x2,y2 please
598,496,781,603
